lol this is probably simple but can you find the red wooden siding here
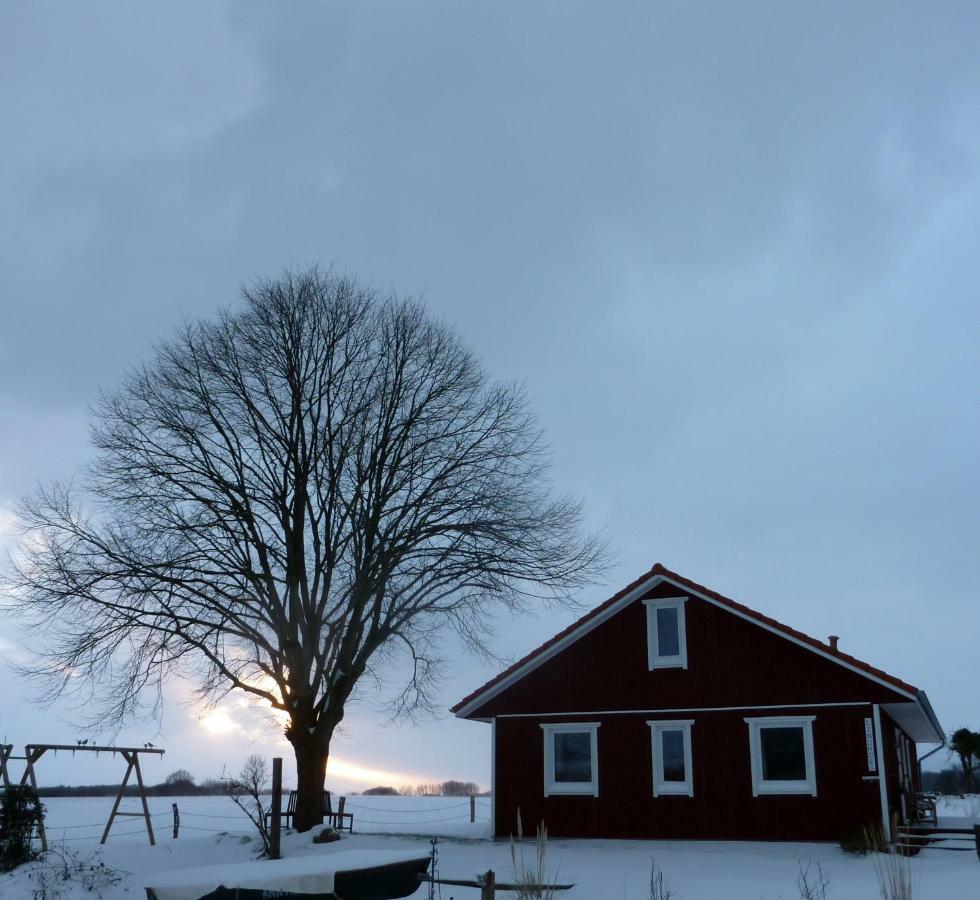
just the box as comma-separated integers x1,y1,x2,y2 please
469,581,911,720
494,705,887,841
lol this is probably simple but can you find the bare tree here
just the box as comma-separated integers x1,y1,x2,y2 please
6,268,606,830
227,754,272,856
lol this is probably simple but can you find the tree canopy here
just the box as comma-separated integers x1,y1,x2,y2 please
6,268,606,828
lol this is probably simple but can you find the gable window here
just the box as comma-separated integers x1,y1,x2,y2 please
745,716,817,796
648,719,694,797
540,723,600,796
644,597,688,669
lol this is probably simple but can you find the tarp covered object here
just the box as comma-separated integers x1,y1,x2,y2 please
143,850,430,900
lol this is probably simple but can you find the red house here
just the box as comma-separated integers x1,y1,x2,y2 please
453,563,942,842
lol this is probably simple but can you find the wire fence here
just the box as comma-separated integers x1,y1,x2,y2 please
37,796,492,843
34,795,490,844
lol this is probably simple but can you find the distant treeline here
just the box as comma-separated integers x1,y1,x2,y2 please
32,779,229,798
25,770,486,798
922,767,980,795
355,780,486,797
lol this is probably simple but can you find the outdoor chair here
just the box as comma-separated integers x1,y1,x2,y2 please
913,792,938,827
265,789,298,829
264,790,352,832
324,790,354,833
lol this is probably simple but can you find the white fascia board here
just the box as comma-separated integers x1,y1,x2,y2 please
453,573,918,719
882,696,945,744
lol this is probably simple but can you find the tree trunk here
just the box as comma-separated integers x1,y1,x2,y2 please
291,738,329,832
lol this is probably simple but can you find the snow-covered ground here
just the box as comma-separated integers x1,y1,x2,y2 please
1,794,976,899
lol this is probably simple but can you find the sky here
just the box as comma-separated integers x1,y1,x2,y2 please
1,2,978,792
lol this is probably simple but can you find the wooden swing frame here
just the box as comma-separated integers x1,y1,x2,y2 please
8,743,165,850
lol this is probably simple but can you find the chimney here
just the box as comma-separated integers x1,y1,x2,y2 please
828,635,839,653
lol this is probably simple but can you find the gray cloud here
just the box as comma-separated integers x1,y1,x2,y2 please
1,2,977,782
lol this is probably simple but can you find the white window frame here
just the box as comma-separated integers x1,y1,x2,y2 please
647,719,694,797
745,715,817,797
643,597,688,669
540,722,600,797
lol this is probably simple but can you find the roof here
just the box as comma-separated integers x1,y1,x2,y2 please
452,562,924,717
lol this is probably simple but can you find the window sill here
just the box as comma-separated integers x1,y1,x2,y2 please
653,786,694,797
649,658,687,670
544,785,599,797
753,781,817,797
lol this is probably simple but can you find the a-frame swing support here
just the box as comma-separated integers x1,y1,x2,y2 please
0,744,14,788
16,744,165,850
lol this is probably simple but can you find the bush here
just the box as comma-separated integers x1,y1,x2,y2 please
1,785,45,872
312,826,341,844
362,786,399,796
839,823,887,855
17,846,125,899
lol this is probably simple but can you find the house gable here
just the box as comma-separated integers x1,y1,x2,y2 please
454,564,923,721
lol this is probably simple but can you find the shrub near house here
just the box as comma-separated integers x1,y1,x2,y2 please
454,563,944,842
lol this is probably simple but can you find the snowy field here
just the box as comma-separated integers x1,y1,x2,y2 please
1,794,976,899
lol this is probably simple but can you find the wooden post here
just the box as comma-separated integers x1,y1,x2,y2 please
172,803,180,839
470,794,476,823
480,869,495,900
974,824,979,862
270,757,283,860
131,752,156,846
22,748,48,851
0,745,11,788
101,752,135,844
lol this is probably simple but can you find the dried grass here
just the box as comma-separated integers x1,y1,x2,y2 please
864,825,917,900
648,858,676,900
510,809,557,900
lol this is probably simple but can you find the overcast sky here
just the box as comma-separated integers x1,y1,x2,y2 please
1,2,978,791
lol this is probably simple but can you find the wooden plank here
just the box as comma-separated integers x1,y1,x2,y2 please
895,843,973,851
24,744,165,755
131,752,156,846
421,876,575,891
898,826,974,834
101,752,135,844
23,748,48,851
0,744,11,788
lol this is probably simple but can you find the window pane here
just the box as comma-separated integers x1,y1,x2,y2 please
661,730,686,782
760,727,806,781
656,607,680,657
554,732,592,783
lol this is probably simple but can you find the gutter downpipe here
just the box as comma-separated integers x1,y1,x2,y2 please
872,704,892,843
917,737,946,783
915,689,946,785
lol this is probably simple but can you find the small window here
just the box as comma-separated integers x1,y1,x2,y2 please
540,723,600,796
745,716,817,796
648,719,694,797
644,597,688,669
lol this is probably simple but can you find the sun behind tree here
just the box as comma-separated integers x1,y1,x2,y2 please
6,267,606,831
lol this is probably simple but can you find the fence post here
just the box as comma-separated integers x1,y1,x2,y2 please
480,869,495,900
974,824,979,862
171,803,179,839
470,794,476,823
270,757,283,861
